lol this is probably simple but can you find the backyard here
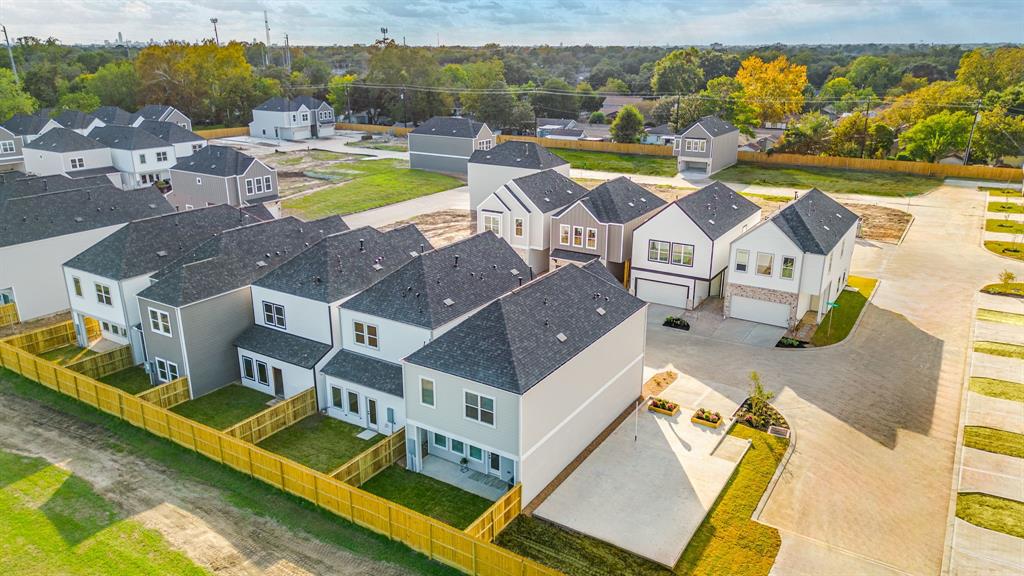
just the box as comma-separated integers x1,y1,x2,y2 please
962,426,1024,459
39,345,95,366
360,466,493,529
716,163,941,197
98,366,152,394
552,149,678,177
169,384,271,430
969,377,1024,403
810,276,878,346
257,414,375,473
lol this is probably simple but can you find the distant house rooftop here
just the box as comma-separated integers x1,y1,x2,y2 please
171,145,257,177
469,141,568,170
411,116,485,139
24,127,108,153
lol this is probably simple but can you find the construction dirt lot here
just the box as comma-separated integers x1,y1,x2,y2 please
383,209,476,248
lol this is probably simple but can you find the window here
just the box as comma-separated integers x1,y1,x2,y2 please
420,377,435,407
263,302,286,329
469,445,483,461
291,114,296,122
256,361,269,385
156,151,168,162
245,179,255,196
149,308,171,336
475,139,492,151
450,439,465,455
648,240,670,263
514,218,524,237
332,387,343,408
242,356,255,380
827,253,833,273
140,173,158,184
735,249,749,272
671,243,694,266
755,252,774,276
70,157,84,169
684,138,706,152
781,256,796,280
347,390,359,414
101,321,110,332
154,358,178,383
559,224,570,246
483,213,501,235
138,153,146,164
672,137,681,153
192,143,203,152
353,321,379,349
301,112,309,122
195,177,202,185
464,391,495,426
95,283,112,305
572,226,584,247
433,432,447,449
263,175,273,192
254,177,264,194
0,140,14,153
72,277,82,297
184,204,194,210
586,228,597,250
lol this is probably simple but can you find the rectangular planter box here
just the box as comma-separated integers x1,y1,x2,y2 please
691,416,722,429
648,404,679,417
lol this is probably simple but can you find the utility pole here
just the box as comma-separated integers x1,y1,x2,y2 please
380,27,389,45
284,34,291,70
963,99,983,166
1,25,18,84
263,10,271,67
210,18,219,46
859,98,871,158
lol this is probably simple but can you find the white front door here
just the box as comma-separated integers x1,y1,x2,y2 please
488,452,501,477
366,397,378,431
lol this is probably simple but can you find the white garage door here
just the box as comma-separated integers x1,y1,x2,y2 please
635,279,690,309
730,295,790,327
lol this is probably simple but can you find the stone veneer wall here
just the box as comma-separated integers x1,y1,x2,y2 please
723,283,800,327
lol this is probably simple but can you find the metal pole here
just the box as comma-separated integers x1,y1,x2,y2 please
264,10,271,67
859,98,870,158
2,25,18,84
963,100,982,165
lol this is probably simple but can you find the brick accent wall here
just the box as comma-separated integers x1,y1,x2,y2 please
724,283,800,327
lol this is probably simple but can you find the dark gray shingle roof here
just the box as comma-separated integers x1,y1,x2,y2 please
341,232,528,329
24,127,108,153
0,173,111,204
88,125,170,150
171,145,257,177
544,128,585,138
255,225,431,303
135,105,178,121
537,118,576,128
549,249,598,264
235,325,332,369
3,113,49,136
685,115,738,137
406,263,645,394
321,349,404,397
469,141,568,170
137,120,204,144
646,123,676,135
580,259,625,289
52,110,100,130
771,188,859,255
254,96,326,112
567,177,666,224
411,116,485,138
673,182,760,240
508,169,588,212
93,106,139,126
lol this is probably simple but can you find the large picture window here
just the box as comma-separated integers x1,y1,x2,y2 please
464,391,495,426
483,213,501,235
671,243,694,266
648,240,670,263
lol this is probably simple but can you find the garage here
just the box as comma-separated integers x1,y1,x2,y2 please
729,295,790,327
635,278,690,309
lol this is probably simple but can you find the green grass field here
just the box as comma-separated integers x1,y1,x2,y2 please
257,414,374,473
956,492,1024,538
985,187,1024,198
98,366,152,394
283,158,463,219
810,276,877,347
346,140,408,152
170,384,271,430
988,201,1024,214
716,164,941,197
360,466,493,529
969,377,1024,403
981,282,1024,298
551,149,679,177
0,449,210,576
974,341,1024,360
985,241,1024,261
963,426,1024,458
985,219,1024,234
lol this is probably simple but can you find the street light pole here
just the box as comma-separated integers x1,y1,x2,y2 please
1,25,18,84
210,18,220,46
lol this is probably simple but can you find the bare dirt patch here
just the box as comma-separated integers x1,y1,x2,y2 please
643,370,679,398
383,209,475,248
0,310,70,338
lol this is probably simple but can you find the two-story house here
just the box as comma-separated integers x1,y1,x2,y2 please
0,125,25,173
137,120,206,159
88,125,176,189
672,115,739,177
630,182,761,309
3,113,50,145
93,106,140,126
62,205,265,364
134,104,193,131
235,225,430,404
136,215,349,396
23,128,114,179
167,145,279,213
477,169,589,274
549,177,666,280
44,110,105,136
403,261,647,503
328,232,529,435
409,116,493,176
249,96,335,140
467,141,570,211
725,188,859,328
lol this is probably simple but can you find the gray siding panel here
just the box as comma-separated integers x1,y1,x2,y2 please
138,296,187,385
550,204,606,258
165,109,192,131
409,152,469,175
238,161,279,202
180,288,254,397
607,224,623,262
409,133,474,158
168,169,230,209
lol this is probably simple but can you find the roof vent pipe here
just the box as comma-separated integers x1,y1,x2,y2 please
454,254,460,268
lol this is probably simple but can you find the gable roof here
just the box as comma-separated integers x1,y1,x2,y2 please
135,104,179,122
24,127,107,153
563,177,666,224
234,325,332,369
137,120,204,144
683,115,738,137
411,116,485,139
93,106,139,126
469,141,567,170
254,96,326,112
672,182,760,240
544,128,585,138
88,125,171,150
0,184,173,248
52,110,101,130
255,224,432,303
171,145,257,177
0,173,112,204
321,349,404,397
3,113,50,136
507,169,589,213
537,118,576,129
64,204,262,280
599,95,643,115
341,232,528,329
579,258,625,288
138,215,349,307
405,263,645,395
770,188,859,255
646,123,676,136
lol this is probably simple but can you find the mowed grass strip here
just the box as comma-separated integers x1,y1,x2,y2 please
810,276,877,347
988,201,1024,214
0,449,210,576
969,377,1024,403
551,149,678,177
985,219,1024,234
981,282,1024,298
984,187,1024,198
963,426,1024,459
985,241,1024,261
956,492,1024,539
715,163,941,197
974,341,1024,360
360,466,492,530
257,414,374,473
98,366,152,394
170,384,272,430
977,308,1024,326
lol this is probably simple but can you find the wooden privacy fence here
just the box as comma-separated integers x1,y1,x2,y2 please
223,387,318,441
336,122,413,136
465,484,522,543
0,341,561,576
0,302,18,328
194,126,250,140
65,345,133,379
330,428,406,486
496,135,675,156
136,377,191,409
738,151,1023,182
1,319,97,355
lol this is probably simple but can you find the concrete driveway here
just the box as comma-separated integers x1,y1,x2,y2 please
649,301,787,347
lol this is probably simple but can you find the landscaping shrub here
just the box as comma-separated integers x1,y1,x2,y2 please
775,337,806,348
663,316,690,330
693,407,722,424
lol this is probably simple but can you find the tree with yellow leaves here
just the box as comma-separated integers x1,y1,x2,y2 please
735,55,807,125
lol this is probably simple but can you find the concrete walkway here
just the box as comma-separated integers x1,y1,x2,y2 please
342,186,469,230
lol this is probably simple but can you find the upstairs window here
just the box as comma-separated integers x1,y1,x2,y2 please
156,151,168,162
138,153,147,165
781,256,796,280
149,308,171,336
572,226,584,247
756,252,774,276
354,321,379,349
95,283,112,305
263,175,273,192
0,140,14,153
70,157,84,169
254,177,264,194
586,228,598,250
483,213,501,235
559,224,570,246
420,377,435,407
72,277,82,297
671,243,694,266
735,249,749,272
245,179,255,195
514,218,524,237
263,302,286,329
465,391,495,426
648,240,670,263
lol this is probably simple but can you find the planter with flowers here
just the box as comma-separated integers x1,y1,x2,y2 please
648,397,679,416
691,407,723,428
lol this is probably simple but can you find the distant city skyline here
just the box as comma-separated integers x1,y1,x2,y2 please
1,0,1019,47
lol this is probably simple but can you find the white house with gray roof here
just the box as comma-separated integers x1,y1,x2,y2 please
44,110,105,136
23,127,115,180
249,96,335,140
630,182,761,310
467,140,569,211
167,145,279,214
3,113,50,145
672,115,739,177
0,125,26,173
88,125,177,190
93,106,139,126
235,225,429,406
137,120,206,159
134,105,192,131
409,116,493,176
725,189,859,328
402,261,647,503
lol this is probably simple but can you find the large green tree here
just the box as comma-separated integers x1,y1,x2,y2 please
900,110,973,162
475,80,516,129
0,69,36,121
610,104,644,143
777,112,834,155
82,61,139,109
971,106,1024,163
530,77,578,119
326,74,357,115
650,48,703,95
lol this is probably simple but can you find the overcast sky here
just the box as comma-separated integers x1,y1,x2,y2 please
0,0,1018,46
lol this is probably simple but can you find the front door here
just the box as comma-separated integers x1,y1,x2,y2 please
272,367,284,397
366,397,378,430
488,452,501,477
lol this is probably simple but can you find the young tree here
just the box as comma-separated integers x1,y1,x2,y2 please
999,270,1017,285
610,104,643,143
507,99,536,134
0,69,36,121
650,48,704,96
326,74,357,116
82,61,139,109
736,55,807,125
900,110,973,162
588,111,605,124
777,112,834,155
747,371,776,429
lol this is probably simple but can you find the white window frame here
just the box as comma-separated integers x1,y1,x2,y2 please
195,176,202,185
262,301,286,329
353,321,379,349
347,389,360,414
475,139,492,151
254,176,264,194
301,112,309,123
156,151,168,162
245,178,255,196
241,355,255,380
464,389,496,427
255,360,269,386
585,228,597,250
559,224,570,246
755,252,774,277
420,377,435,407
154,357,178,383
450,438,465,455
572,226,584,248
781,256,796,280
138,153,147,165
148,307,172,337
433,432,448,449
0,140,14,154
648,240,670,263
483,213,501,235
331,386,344,409
95,283,112,306
735,249,749,273
514,217,524,237
468,444,483,461
192,143,203,152
672,137,681,153
70,157,84,169
263,175,273,192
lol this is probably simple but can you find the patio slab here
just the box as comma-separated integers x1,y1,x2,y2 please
950,519,1024,576
420,456,506,501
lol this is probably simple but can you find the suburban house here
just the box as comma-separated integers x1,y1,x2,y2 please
542,128,586,141
476,169,590,274
0,182,172,322
402,261,647,503
136,215,349,396
536,118,577,137
738,135,778,153
45,110,105,136
467,140,570,211
725,188,859,328
137,120,206,158
22,128,114,180
673,115,740,177
0,125,25,172
93,106,140,126
88,125,177,189
167,145,279,213
331,232,529,435
3,113,50,144
630,182,761,310
134,104,192,131
409,116,493,176
249,96,336,140
642,124,677,146
549,176,666,280
598,95,644,121
62,205,265,364
235,225,429,405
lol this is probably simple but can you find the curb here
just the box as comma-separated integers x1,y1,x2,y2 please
772,277,880,353
751,410,795,523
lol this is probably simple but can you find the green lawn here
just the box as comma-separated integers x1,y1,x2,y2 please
716,163,941,197
0,369,458,576
987,201,1024,214
360,466,493,529
977,308,1024,326
551,149,678,177
969,377,1024,403
981,282,1024,298
974,341,1024,360
985,241,1024,260
810,276,878,346
258,414,375,473
985,219,1024,234
956,493,1024,539
39,345,96,366
497,425,789,576
963,426,1024,458
283,158,463,219
98,366,152,394
984,187,1024,198
170,384,271,430
0,449,210,576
